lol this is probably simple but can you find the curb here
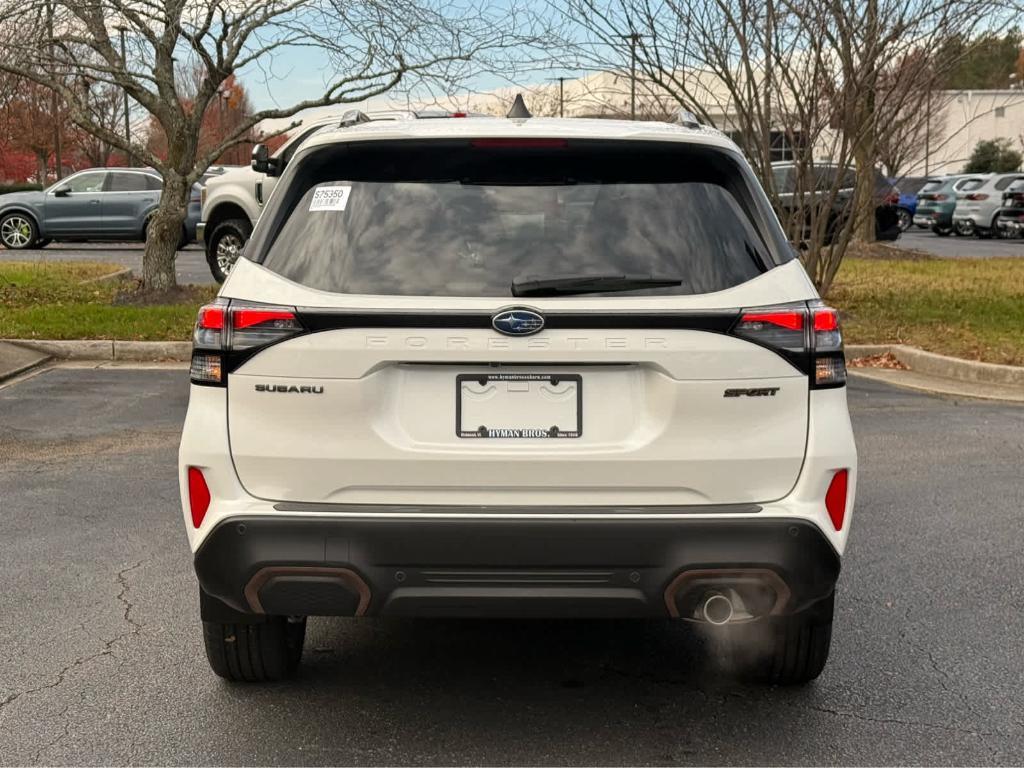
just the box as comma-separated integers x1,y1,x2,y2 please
1,339,191,362
0,341,51,383
845,344,1024,387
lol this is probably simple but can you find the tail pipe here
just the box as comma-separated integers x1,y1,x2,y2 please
664,568,791,623
701,593,734,625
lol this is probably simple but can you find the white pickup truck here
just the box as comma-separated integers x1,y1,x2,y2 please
198,116,348,281
199,110,493,281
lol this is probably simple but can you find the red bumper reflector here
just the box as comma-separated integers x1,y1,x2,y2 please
188,467,211,528
825,469,848,531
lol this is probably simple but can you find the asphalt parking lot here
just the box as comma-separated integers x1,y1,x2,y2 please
895,228,1024,258
1,368,1022,765
0,243,216,285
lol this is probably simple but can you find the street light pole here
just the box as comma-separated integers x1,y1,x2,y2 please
924,85,931,177
46,0,62,179
547,77,566,117
619,33,643,120
119,27,131,166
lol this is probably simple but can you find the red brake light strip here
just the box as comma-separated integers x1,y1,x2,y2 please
198,306,225,330
232,308,297,330
740,311,804,331
813,309,839,332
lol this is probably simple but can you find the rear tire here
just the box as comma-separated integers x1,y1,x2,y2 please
896,207,912,231
954,219,974,237
726,592,835,685
206,218,252,283
202,616,306,682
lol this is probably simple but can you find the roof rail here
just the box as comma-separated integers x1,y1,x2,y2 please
673,109,702,129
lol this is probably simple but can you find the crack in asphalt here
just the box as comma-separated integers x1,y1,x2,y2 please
30,704,71,764
587,658,1009,748
0,560,146,722
896,631,1001,762
785,700,1004,743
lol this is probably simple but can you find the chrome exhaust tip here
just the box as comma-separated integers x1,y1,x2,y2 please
702,593,734,625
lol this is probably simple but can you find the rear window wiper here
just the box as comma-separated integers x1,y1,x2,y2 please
511,273,683,297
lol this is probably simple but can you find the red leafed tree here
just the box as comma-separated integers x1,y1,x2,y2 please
147,74,262,166
0,79,70,182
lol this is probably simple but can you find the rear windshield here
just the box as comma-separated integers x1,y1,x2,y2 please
959,179,986,192
919,179,947,194
253,140,790,297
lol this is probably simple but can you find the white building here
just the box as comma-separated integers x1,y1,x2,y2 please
907,90,1024,176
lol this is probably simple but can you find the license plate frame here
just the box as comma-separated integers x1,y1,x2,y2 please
455,373,582,439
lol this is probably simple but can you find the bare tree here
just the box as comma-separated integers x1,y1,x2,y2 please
74,79,127,167
0,0,546,290
557,0,1013,293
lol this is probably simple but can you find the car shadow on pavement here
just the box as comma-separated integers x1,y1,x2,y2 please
288,615,774,700
197,617,834,763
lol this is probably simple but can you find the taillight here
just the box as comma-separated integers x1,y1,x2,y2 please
934,194,948,201
965,193,989,201
885,191,899,205
190,300,306,385
731,303,846,388
187,467,211,528
734,309,806,351
825,469,848,531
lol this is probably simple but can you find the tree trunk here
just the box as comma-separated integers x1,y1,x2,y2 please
853,131,877,243
854,0,878,243
142,171,188,291
36,151,47,185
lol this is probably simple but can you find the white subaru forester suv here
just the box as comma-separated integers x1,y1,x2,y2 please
179,106,856,685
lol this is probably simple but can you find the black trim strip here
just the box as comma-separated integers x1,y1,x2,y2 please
295,309,739,333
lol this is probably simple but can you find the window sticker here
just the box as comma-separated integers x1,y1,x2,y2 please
309,185,352,212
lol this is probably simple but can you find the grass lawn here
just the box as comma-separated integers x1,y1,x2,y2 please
2,257,1023,367
0,261,215,341
830,257,1024,366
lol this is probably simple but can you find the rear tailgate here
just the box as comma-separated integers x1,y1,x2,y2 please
218,135,820,507
224,264,813,507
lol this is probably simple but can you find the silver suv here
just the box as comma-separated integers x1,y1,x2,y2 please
953,172,1024,237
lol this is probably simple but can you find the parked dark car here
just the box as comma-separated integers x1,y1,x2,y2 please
995,178,1024,238
771,162,901,243
0,168,201,250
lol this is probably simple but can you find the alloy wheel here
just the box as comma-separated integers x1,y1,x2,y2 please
1,215,32,248
216,233,243,274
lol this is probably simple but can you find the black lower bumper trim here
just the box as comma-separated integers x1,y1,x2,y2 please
194,515,840,619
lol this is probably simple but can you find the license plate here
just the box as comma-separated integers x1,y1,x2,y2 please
456,373,582,438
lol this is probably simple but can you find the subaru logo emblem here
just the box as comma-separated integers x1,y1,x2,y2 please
492,308,545,336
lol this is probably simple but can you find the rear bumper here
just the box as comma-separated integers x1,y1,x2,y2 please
996,214,1024,234
195,514,840,620
196,221,206,246
953,213,987,228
